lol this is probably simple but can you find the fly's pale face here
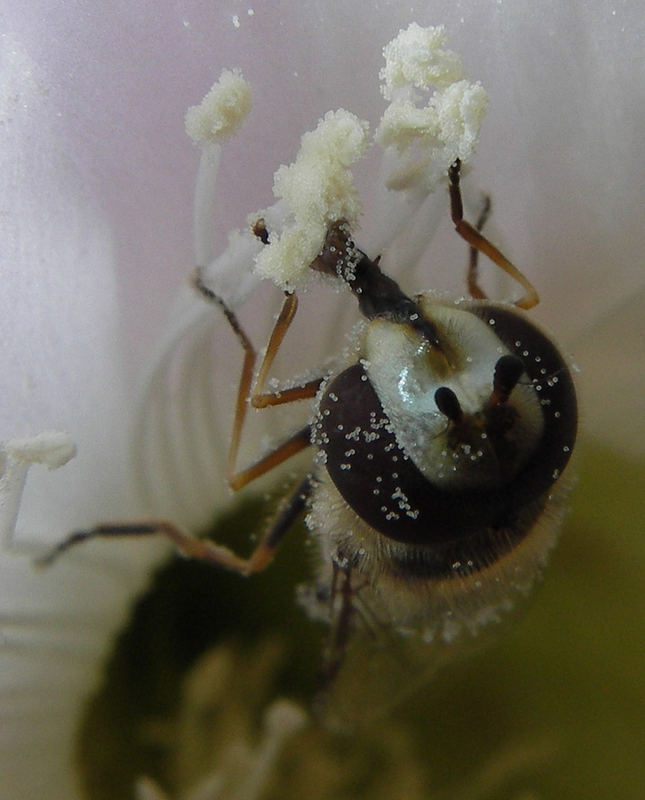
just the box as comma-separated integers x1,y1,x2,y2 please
363,298,545,490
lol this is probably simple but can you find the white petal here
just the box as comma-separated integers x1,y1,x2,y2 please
1,4,644,799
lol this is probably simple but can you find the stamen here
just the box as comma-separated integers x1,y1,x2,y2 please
0,432,76,554
368,24,489,261
135,699,306,800
379,24,464,97
375,23,489,192
254,110,369,291
185,69,252,267
185,68,252,147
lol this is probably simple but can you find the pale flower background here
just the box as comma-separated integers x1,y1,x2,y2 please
1,1,644,799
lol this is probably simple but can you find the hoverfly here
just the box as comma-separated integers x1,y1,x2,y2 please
43,160,577,699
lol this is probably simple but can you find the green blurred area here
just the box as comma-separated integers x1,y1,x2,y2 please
80,443,645,799
396,441,645,798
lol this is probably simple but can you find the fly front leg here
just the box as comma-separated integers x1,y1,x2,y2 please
448,160,539,310
192,272,323,492
467,194,491,300
44,265,323,571
39,475,314,575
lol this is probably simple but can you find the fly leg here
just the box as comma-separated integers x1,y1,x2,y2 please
448,159,539,310
39,474,313,575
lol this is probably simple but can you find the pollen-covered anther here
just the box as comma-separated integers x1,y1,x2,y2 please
185,68,252,146
375,23,489,191
254,110,369,291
